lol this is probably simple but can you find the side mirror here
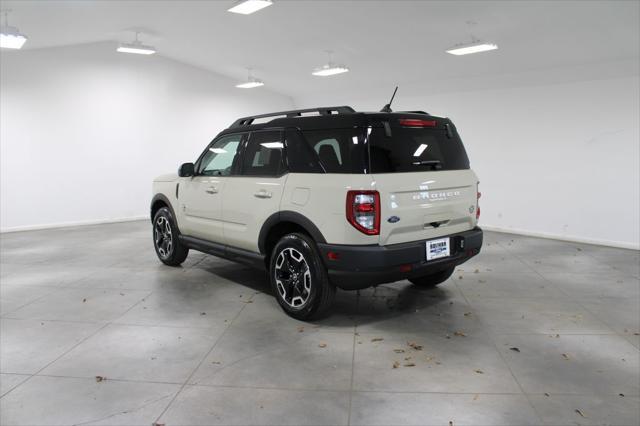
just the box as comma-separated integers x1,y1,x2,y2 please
178,162,195,177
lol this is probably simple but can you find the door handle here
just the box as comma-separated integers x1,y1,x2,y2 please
254,189,272,199
205,186,218,194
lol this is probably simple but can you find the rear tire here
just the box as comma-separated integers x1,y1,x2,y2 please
409,267,455,288
269,233,335,320
153,207,189,266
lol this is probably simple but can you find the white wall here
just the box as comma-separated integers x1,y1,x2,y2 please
296,76,640,249
0,42,293,231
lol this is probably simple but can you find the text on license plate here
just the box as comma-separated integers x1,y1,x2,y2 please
426,238,450,261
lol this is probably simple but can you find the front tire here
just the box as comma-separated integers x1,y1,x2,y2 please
269,233,335,320
153,207,189,266
409,267,455,288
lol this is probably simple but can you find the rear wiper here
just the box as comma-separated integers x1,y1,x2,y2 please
412,160,442,169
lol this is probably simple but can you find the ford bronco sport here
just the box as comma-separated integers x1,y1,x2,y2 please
151,106,482,320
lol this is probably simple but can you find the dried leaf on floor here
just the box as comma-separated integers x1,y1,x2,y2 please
458,276,463,280
562,353,570,360
473,394,479,401
453,331,466,337
392,361,400,369
474,369,484,374
404,362,416,367
404,356,412,361
82,298,87,303
407,341,423,350
464,312,472,317
575,409,587,418
619,393,625,397
509,347,520,352
95,376,106,382
393,349,405,353
544,393,550,397
318,343,327,348
371,337,384,342
297,326,304,332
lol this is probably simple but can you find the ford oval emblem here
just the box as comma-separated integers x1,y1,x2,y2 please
387,216,400,223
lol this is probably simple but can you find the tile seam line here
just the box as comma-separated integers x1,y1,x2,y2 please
0,288,153,399
152,291,255,423
501,240,639,351
453,271,547,425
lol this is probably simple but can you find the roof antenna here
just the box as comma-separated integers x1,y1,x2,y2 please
380,86,398,113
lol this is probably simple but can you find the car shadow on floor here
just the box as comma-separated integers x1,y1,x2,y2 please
191,260,455,327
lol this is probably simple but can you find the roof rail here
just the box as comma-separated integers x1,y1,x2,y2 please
230,106,356,128
398,110,430,115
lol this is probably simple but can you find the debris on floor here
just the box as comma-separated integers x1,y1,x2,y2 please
318,343,327,348
297,326,304,332
407,341,423,350
371,337,384,342
95,376,106,382
509,347,520,352
474,369,484,374
453,331,466,337
392,361,400,369
575,409,587,418
393,349,405,353
562,353,570,360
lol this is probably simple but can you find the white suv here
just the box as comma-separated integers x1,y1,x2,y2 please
151,106,483,319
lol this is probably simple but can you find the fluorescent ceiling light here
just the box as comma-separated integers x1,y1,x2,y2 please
1,10,27,49
446,41,498,56
236,78,264,89
117,43,156,55
117,32,156,55
228,0,273,15
0,28,27,49
312,64,349,77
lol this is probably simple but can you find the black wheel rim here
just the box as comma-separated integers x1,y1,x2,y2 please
154,216,173,259
274,247,311,308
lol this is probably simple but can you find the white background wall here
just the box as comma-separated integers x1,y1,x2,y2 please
296,75,640,248
0,42,293,231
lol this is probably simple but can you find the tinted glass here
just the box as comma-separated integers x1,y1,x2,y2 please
284,129,323,173
241,131,284,176
198,133,244,176
368,126,469,173
300,129,367,173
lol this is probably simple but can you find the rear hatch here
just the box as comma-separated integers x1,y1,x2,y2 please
369,116,478,246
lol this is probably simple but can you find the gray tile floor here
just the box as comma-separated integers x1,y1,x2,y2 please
0,221,638,426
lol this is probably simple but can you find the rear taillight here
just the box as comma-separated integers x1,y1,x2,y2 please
476,190,481,220
346,190,380,235
398,119,437,127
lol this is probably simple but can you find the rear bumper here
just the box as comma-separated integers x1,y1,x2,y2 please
317,227,483,290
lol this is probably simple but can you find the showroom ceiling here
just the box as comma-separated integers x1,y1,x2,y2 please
3,0,639,97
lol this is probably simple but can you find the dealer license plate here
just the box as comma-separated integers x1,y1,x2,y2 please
426,238,450,261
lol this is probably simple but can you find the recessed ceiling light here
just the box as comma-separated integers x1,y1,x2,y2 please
312,51,350,77
117,31,156,55
0,10,27,50
236,68,264,88
228,0,273,15
446,40,498,56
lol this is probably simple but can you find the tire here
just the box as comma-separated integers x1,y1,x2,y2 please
409,267,455,288
269,233,335,320
152,207,189,266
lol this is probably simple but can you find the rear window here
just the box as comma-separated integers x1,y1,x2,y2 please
368,126,470,173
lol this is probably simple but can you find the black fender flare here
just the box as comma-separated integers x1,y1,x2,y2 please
258,211,327,254
150,194,182,233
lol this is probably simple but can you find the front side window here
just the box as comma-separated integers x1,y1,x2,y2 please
198,133,245,176
241,131,284,176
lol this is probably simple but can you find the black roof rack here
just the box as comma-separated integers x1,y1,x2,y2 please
230,106,356,128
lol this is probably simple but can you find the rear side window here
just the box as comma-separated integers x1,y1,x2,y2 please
284,129,323,173
241,131,284,176
368,125,470,173
300,129,367,173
